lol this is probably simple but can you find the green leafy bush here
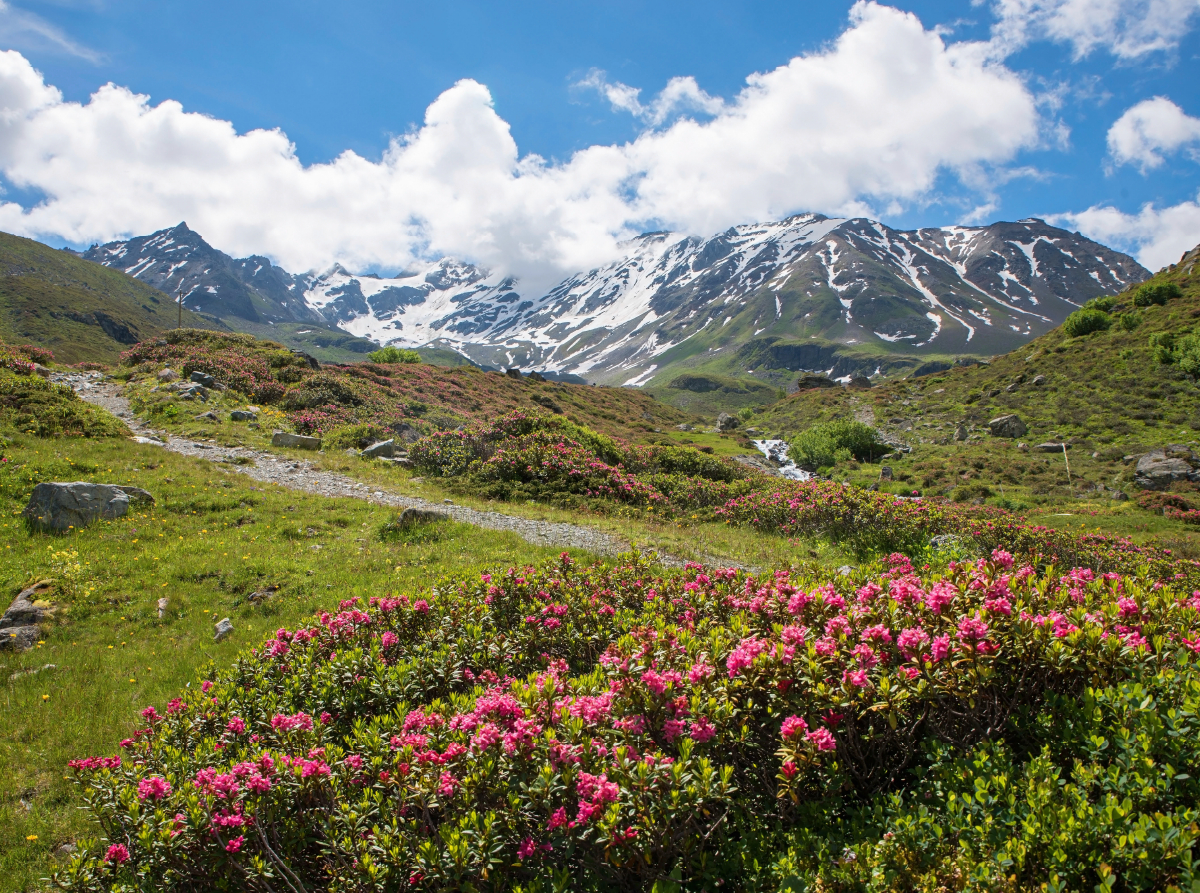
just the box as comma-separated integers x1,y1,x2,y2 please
52,552,1200,891
1150,331,1200,376
323,422,395,450
1082,295,1116,312
366,345,421,364
788,420,887,470
1133,281,1182,307
1062,308,1112,337
1119,309,1143,331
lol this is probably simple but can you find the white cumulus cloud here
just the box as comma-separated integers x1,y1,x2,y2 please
0,2,1039,289
988,0,1200,59
576,70,726,126
1054,193,1200,270
1107,97,1200,171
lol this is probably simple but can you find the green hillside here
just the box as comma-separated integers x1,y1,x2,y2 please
740,244,1200,547
0,232,219,363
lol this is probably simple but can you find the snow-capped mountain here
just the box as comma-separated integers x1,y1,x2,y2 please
83,215,1147,384
82,223,323,325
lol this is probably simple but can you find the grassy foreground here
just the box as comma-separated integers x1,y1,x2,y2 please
0,428,591,891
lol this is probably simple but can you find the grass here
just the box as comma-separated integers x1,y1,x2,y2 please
0,427,600,892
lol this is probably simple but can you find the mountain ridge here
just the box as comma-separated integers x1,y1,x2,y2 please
82,214,1148,383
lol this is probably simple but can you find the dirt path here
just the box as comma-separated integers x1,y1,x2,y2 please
55,371,673,561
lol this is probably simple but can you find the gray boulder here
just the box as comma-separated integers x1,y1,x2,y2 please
271,432,322,450
988,414,1027,438
213,618,234,642
23,482,154,531
1035,442,1068,453
716,412,739,432
190,370,216,388
230,410,257,422
879,466,893,481
32,363,51,378
157,367,178,382
363,439,396,458
194,411,220,422
0,626,39,651
1135,448,1198,490
953,425,969,442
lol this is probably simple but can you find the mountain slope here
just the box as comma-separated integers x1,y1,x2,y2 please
84,216,1147,384
0,231,219,363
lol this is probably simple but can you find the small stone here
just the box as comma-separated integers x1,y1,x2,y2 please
443,498,454,504
194,411,220,422
953,425,968,442
157,368,178,382
1017,442,1028,451
190,370,216,388
213,618,234,642
836,565,856,577
1032,375,1046,386
271,432,322,450
32,363,51,378
157,597,168,619
55,843,76,858
395,507,450,527
879,466,893,481
229,410,257,422
362,439,396,459
1035,442,1068,453
675,424,692,432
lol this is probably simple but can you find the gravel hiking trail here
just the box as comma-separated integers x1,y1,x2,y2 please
55,371,694,563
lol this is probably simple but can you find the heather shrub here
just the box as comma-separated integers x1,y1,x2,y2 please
324,422,395,450
1062,308,1112,337
367,346,421,364
0,370,129,438
0,342,36,375
53,551,1200,891
768,667,1200,891
788,420,887,471
11,343,54,365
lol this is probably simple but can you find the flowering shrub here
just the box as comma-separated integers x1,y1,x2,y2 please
0,342,36,376
56,551,1200,891
409,411,749,510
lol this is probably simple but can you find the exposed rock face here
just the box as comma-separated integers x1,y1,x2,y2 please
0,582,54,652
271,432,321,450
1135,447,1200,490
988,414,1027,438
23,482,154,531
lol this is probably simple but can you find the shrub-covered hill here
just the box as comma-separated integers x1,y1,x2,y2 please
745,245,1200,507
119,329,696,444
0,232,220,364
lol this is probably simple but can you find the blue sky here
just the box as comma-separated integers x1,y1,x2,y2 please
0,0,1198,283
